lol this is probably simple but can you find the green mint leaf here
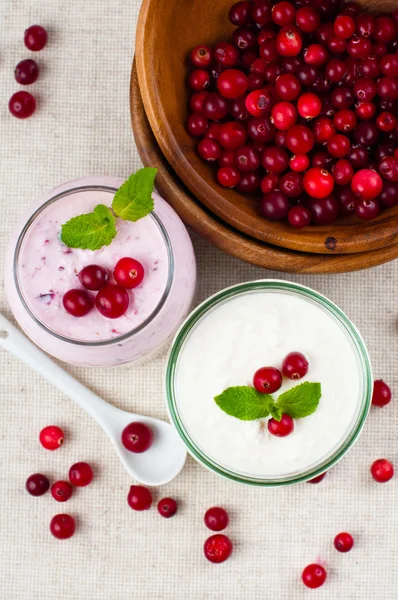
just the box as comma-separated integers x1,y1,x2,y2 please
269,402,282,422
60,204,116,251
214,386,272,421
276,382,321,419
112,168,157,222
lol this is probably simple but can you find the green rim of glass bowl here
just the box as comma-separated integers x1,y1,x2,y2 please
165,280,372,487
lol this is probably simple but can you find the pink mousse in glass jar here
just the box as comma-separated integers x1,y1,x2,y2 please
5,176,196,366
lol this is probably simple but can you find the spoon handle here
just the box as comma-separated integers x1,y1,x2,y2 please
0,313,117,428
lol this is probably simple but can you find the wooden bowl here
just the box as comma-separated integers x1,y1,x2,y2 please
130,62,398,273
136,0,398,255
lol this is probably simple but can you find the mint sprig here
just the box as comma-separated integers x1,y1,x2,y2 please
214,382,321,422
60,168,158,251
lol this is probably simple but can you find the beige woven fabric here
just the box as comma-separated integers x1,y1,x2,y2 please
1,1,397,598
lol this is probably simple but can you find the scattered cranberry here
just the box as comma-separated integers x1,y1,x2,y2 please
313,117,335,144
50,514,75,539
26,473,50,496
24,25,48,51
158,497,178,518
188,69,210,92
271,102,297,131
217,166,241,188
122,422,153,453
127,485,152,511
245,89,273,118
282,351,308,379
289,154,309,172
302,564,327,589
371,459,394,483
69,462,93,487
268,414,294,437
113,257,145,289
376,112,397,133
303,168,334,199
327,134,350,158
307,472,327,484
261,191,290,221
334,532,354,553
96,284,129,319
198,139,221,162
334,15,355,39
63,289,93,317
286,125,314,154
295,6,320,33
217,69,248,99
372,380,392,408
253,366,282,394
219,121,247,149
187,113,208,136
190,45,212,69
311,196,340,224
297,92,321,119
275,74,301,101
14,59,39,85
39,425,64,450
78,264,108,291
9,91,36,119
204,507,229,531
333,159,354,186
288,205,311,228
355,199,380,221
276,26,303,57
203,93,230,121
214,42,239,67
351,169,383,201
204,534,233,563
51,481,73,502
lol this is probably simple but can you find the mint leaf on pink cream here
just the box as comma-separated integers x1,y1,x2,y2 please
60,204,116,251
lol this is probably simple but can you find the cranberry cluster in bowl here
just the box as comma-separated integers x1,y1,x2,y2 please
185,0,398,228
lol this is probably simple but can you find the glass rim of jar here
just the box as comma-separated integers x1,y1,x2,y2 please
13,183,174,347
165,279,372,487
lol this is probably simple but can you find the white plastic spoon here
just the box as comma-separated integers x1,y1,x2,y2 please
0,313,186,486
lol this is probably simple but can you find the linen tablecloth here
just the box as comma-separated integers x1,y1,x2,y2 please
1,1,397,598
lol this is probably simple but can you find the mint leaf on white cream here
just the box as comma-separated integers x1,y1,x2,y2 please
276,382,321,419
60,204,116,251
214,387,273,421
269,402,283,422
112,167,157,222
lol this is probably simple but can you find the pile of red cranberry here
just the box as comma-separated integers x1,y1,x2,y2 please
186,0,398,227
62,257,144,319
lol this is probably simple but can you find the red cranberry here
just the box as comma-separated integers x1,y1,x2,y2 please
204,507,229,531
304,44,329,68
39,425,64,450
229,96,250,121
217,166,241,188
50,514,75,540
96,284,129,318
261,173,279,193
380,182,398,207
333,109,356,133
373,42,388,58
127,485,152,510
289,154,309,172
310,196,339,224
295,6,320,33
377,77,398,102
347,36,372,59
232,26,257,51
260,191,290,221
26,473,50,496
190,46,212,69
379,156,398,182
302,564,327,588
204,534,233,563
286,125,314,154
219,121,247,149
122,422,153,453
316,22,334,45
275,130,287,148
376,112,397,133
313,117,335,143
188,69,211,91
331,87,354,109
78,264,108,290
271,102,297,130
268,414,294,437
325,58,346,83
358,57,380,79
275,74,301,101
356,13,375,37
334,532,354,553
202,93,229,121
236,172,261,193
354,121,380,146
276,25,303,57
355,198,380,221
272,1,295,26
303,167,334,199
307,472,327,484
355,101,376,121
69,462,93,487
51,481,73,502
264,64,283,84
198,139,221,162
9,91,36,119
252,0,272,25
373,16,397,44
346,145,370,169
158,497,178,518
14,59,39,85
228,1,253,26
281,56,303,74
214,42,239,68
372,380,392,407
327,134,350,158
336,186,356,214
187,113,208,136
334,14,355,39
311,151,334,171
380,54,398,78
262,146,289,174
351,169,383,201
282,351,309,379
235,145,261,172
328,35,346,54
63,289,93,317
257,28,276,45
218,149,235,167
250,57,267,74
288,205,311,228
280,172,303,197
113,257,145,289
333,159,353,186
253,366,282,394
248,116,275,143
247,72,265,91
260,39,279,63
24,25,48,51
371,459,394,483
297,64,319,86
297,92,321,119
353,77,377,102
245,89,274,118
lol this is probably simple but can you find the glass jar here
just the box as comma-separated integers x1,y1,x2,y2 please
5,176,196,366
166,280,372,486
